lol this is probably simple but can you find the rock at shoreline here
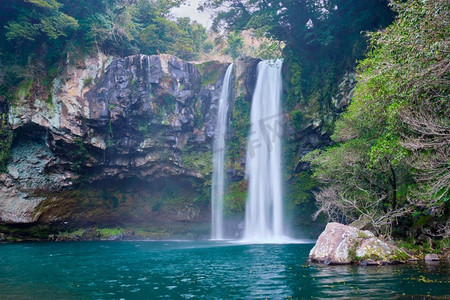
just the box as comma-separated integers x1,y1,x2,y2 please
424,254,440,261
308,222,409,265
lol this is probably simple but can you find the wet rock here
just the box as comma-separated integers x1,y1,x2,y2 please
1,53,243,226
235,56,260,102
332,71,356,111
424,254,440,261
0,127,76,223
81,228,101,240
6,53,229,187
349,218,374,232
309,222,409,265
122,231,135,240
108,233,124,241
175,205,200,222
289,70,357,175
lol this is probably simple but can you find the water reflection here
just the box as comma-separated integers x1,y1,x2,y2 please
306,261,450,299
243,245,293,298
311,264,400,298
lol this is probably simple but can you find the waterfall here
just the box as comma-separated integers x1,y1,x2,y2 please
211,63,233,240
244,59,284,242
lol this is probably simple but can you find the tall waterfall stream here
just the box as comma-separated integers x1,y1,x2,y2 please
211,63,233,240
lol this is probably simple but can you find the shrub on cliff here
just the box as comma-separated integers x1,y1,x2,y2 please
0,115,13,172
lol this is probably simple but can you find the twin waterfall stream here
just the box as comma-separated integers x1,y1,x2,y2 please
212,60,285,242
211,64,233,240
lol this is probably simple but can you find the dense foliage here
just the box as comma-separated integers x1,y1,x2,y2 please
0,114,13,172
201,0,393,129
0,0,209,99
305,0,449,238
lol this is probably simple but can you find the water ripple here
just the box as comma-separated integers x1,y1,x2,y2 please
0,241,447,299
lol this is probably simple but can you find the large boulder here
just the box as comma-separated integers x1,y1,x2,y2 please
309,222,409,265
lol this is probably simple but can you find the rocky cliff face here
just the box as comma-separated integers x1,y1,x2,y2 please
290,70,357,171
0,53,351,239
1,53,232,229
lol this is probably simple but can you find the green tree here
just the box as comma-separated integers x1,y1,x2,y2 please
202,0,393,125
139,16,180,54
134,1,206,60
0,115,13,173
306,0,449,237
5,0,78,42
225,32,243,59
0,0,209,98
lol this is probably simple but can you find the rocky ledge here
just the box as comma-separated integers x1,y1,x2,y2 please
309,222,410,265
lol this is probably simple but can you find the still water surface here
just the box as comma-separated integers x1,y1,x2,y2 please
0,241,448,299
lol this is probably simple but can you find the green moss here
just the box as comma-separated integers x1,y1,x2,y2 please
159,184,184,206
181,145,212,177
227,94,250,168
52,223,211,241
47,63,62,79
69,137,90,172
160,93,176,111
283,47,345,136
98,227,124,237
290,109,305,131
193,98,204,128
390,249,410,262
0,116,14,173
358,231,368,239
195,61,224,87
0,224,56,240
45,93,53,106
133,223,210,239
436,237,450,253
58,228,85,238
134,227,172,239
83,77,93,87
283,56,303,112
286,172,317,206
348,236,410,263
224,181,247,215
348,239,360,262
412,215,431,229
348,238,389,262
396,236,450,255
13,78,33,106
57,227,124,240
154,94,176,123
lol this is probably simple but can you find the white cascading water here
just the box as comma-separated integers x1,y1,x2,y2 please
211,64,233,240
244,59,284,242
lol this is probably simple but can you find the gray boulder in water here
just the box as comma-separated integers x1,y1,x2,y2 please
308,222,409,265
